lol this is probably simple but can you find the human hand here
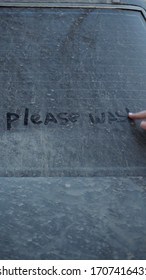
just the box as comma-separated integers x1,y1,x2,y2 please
128,111,146,130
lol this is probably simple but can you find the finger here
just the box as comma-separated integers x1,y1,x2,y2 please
128,111,146,119
140,121,146,130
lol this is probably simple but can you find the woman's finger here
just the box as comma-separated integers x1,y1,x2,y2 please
128,111,146,119
140,121,146,130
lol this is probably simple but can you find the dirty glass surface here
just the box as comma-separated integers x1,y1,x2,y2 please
0,8,146,176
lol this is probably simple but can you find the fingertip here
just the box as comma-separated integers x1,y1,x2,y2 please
128,112,133,118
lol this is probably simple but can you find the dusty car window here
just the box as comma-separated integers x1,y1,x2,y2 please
0,8,146,176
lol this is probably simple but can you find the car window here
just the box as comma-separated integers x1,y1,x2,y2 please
0,7,146,176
